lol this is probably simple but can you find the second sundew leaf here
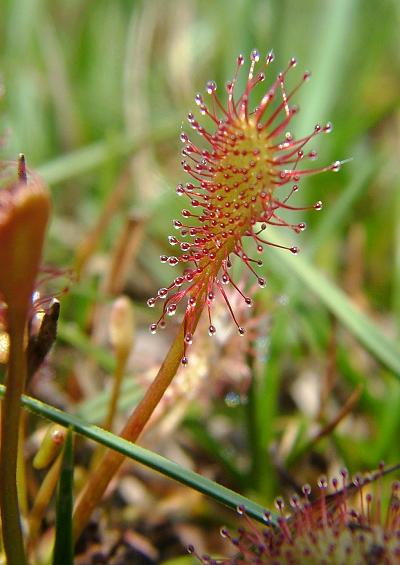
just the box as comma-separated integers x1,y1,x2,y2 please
52,428,74,565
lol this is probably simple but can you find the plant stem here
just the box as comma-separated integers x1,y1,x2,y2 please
104,355,126,432
28,453,63,548
90,354,127,469
0,309,28,565
72,306,203,541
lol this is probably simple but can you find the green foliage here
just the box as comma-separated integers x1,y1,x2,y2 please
52,429,74,565
1,0,400,559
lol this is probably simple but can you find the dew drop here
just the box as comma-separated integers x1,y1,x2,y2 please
220,527,229,539
174,276,184,287
324,122,333,133
176,184,185,196
245,297,253,307
160,255,168,263
237,54,245,66
168,235,178,245
187,545,194,554
257,245,263,254
225,391,240,407
290,246,300,255
208,291,215,301
221,273,229,284
238,327,245,336
263,511,272,523
318,476,328,489
303,70,311,81
290,57,297,67
250,49,260,62
181,356,189,366
173,219,183,229
185,333,193,345
314,200,323,211
188,297,196,307
149,323,157,334
147,297,156,308
167,304,177,316
208,324,216,336
266,50,274,64
257,277,266,288
277,294,289,306
180,132,188,143
206,80,217,94
236,504,245,515
314,124,321,133
158,288,168,298
297,222,307,232
332,160,341,172
168,256,179,266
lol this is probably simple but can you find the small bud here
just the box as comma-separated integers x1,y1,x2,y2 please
109,296,135,363
33,424,66,469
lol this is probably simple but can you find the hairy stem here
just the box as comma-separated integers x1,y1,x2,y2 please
0,309,28,565
73,305,203,541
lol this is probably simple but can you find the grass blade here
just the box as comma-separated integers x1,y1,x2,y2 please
37,118,176,186
267,233,400,377
0,386,273,526
52,428,74,565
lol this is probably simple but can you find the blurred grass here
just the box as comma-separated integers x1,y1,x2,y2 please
1,0,400,558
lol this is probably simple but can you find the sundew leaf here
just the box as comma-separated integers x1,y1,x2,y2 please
0,386,273,527
267,233,400,377
52,428,74,565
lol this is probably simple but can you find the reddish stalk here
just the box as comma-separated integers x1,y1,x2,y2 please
72,301,203,541
0,309,28,565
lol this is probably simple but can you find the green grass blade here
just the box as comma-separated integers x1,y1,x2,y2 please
296,0,358,133
57,322,116,373
0,386,273,526
306,150,378,257
267,233,400,377
52,428,74,565
75,379,142,423
37,118,176,185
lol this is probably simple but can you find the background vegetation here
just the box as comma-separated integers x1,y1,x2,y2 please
1,0,400,562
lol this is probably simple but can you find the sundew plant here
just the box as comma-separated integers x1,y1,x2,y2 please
0,2,400,564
